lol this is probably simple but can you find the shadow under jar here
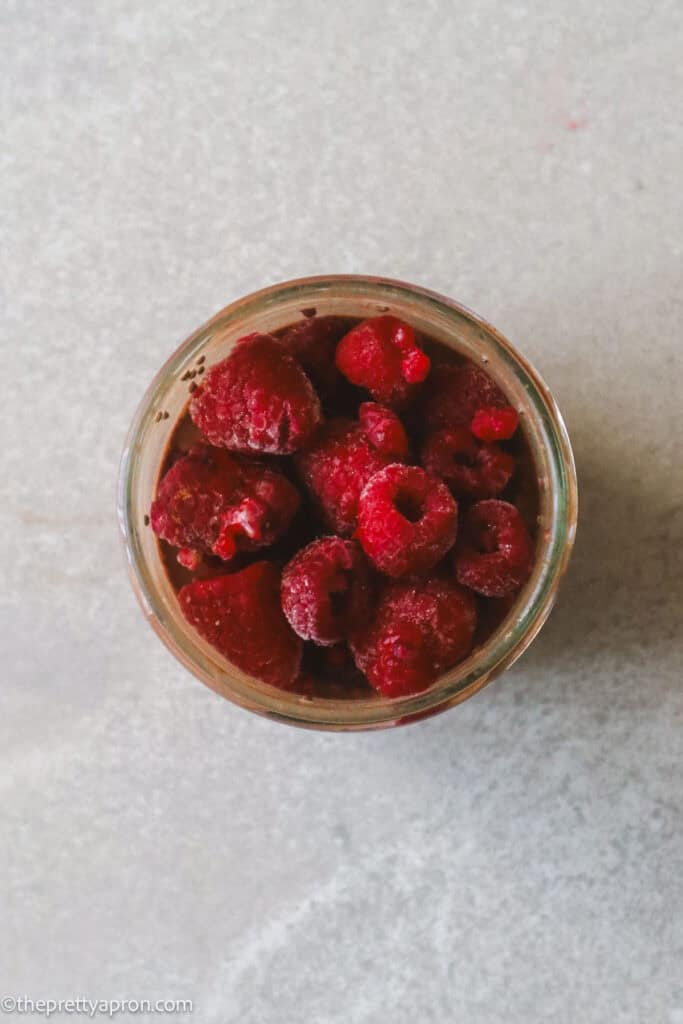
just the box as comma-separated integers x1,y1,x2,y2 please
118,275,578,731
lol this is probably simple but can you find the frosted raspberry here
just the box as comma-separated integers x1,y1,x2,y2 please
281,537,372,645
279,316,351,400
296,403,408,535
424,362,508,432
454,499,534,597
357,401,409,457
420,427,514,499
212,461,301,561
190,333,322,454
151,445,241,551
357,464,458,577
151,444,300,561
350,577,477,697
470,405,519,442
178,561,302,688
335,315,431,406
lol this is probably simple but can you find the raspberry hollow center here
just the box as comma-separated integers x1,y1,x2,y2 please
395,489,426,524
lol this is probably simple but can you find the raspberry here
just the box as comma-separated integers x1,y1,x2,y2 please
420,427,514,499
296,403,408,535
357,401,409,457
279,316,351,401
178,561,302,688
335,315,431,407
151,444,300,562
470,405,519,442
357,464,458,577
454,499,534,597
281,537,372,645
151,445,241,552
190,333,322,454
424,362,508,432
350,577,477,697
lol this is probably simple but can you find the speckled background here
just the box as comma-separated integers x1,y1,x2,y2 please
2,1,682,1022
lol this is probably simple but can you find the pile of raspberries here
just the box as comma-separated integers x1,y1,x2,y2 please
151,314,534,699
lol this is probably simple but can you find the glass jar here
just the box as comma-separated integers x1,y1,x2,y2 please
118,275,578,730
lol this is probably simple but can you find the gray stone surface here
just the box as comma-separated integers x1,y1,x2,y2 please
2,1,682,1021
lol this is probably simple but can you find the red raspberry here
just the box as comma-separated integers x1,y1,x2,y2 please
296,403,408,535
151,444,241,553
357,401,409,456
335,315,431,407
281,537,372,645
212,461,301,561
279,316,351,400
178,561,302,688
454,499,534,597
420,427,514,500
424,362,508,432
470,405,519,442
151,444,300,562
357,464,458,577
350,577,477,697
190,333,322,454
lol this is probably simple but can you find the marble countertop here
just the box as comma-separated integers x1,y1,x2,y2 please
2,2,682,1021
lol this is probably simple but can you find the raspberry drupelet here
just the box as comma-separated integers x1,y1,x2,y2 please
357,464,459,577
190,333,322,454
296,402,409,536
150,443,300,564
335,315,431,407
178,561,302,688
420,427,514,500
350,577,477,697
454,499,534,598
281,537,372,646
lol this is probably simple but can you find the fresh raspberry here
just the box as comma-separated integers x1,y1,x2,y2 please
420,427,514,499
279,316,351,400
178,561,302,688
470,405,519,442
281,537,372,645
190,333,322,454
151,445,242,552
357,401,409,457
350,577,477,697
151,444,300,561
217,460,300,559
424,362,508,432
335,315,431,407
296,403,408,535
454,499,534,597
357,464,458,577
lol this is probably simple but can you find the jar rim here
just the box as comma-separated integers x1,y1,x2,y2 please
118,275,578,730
